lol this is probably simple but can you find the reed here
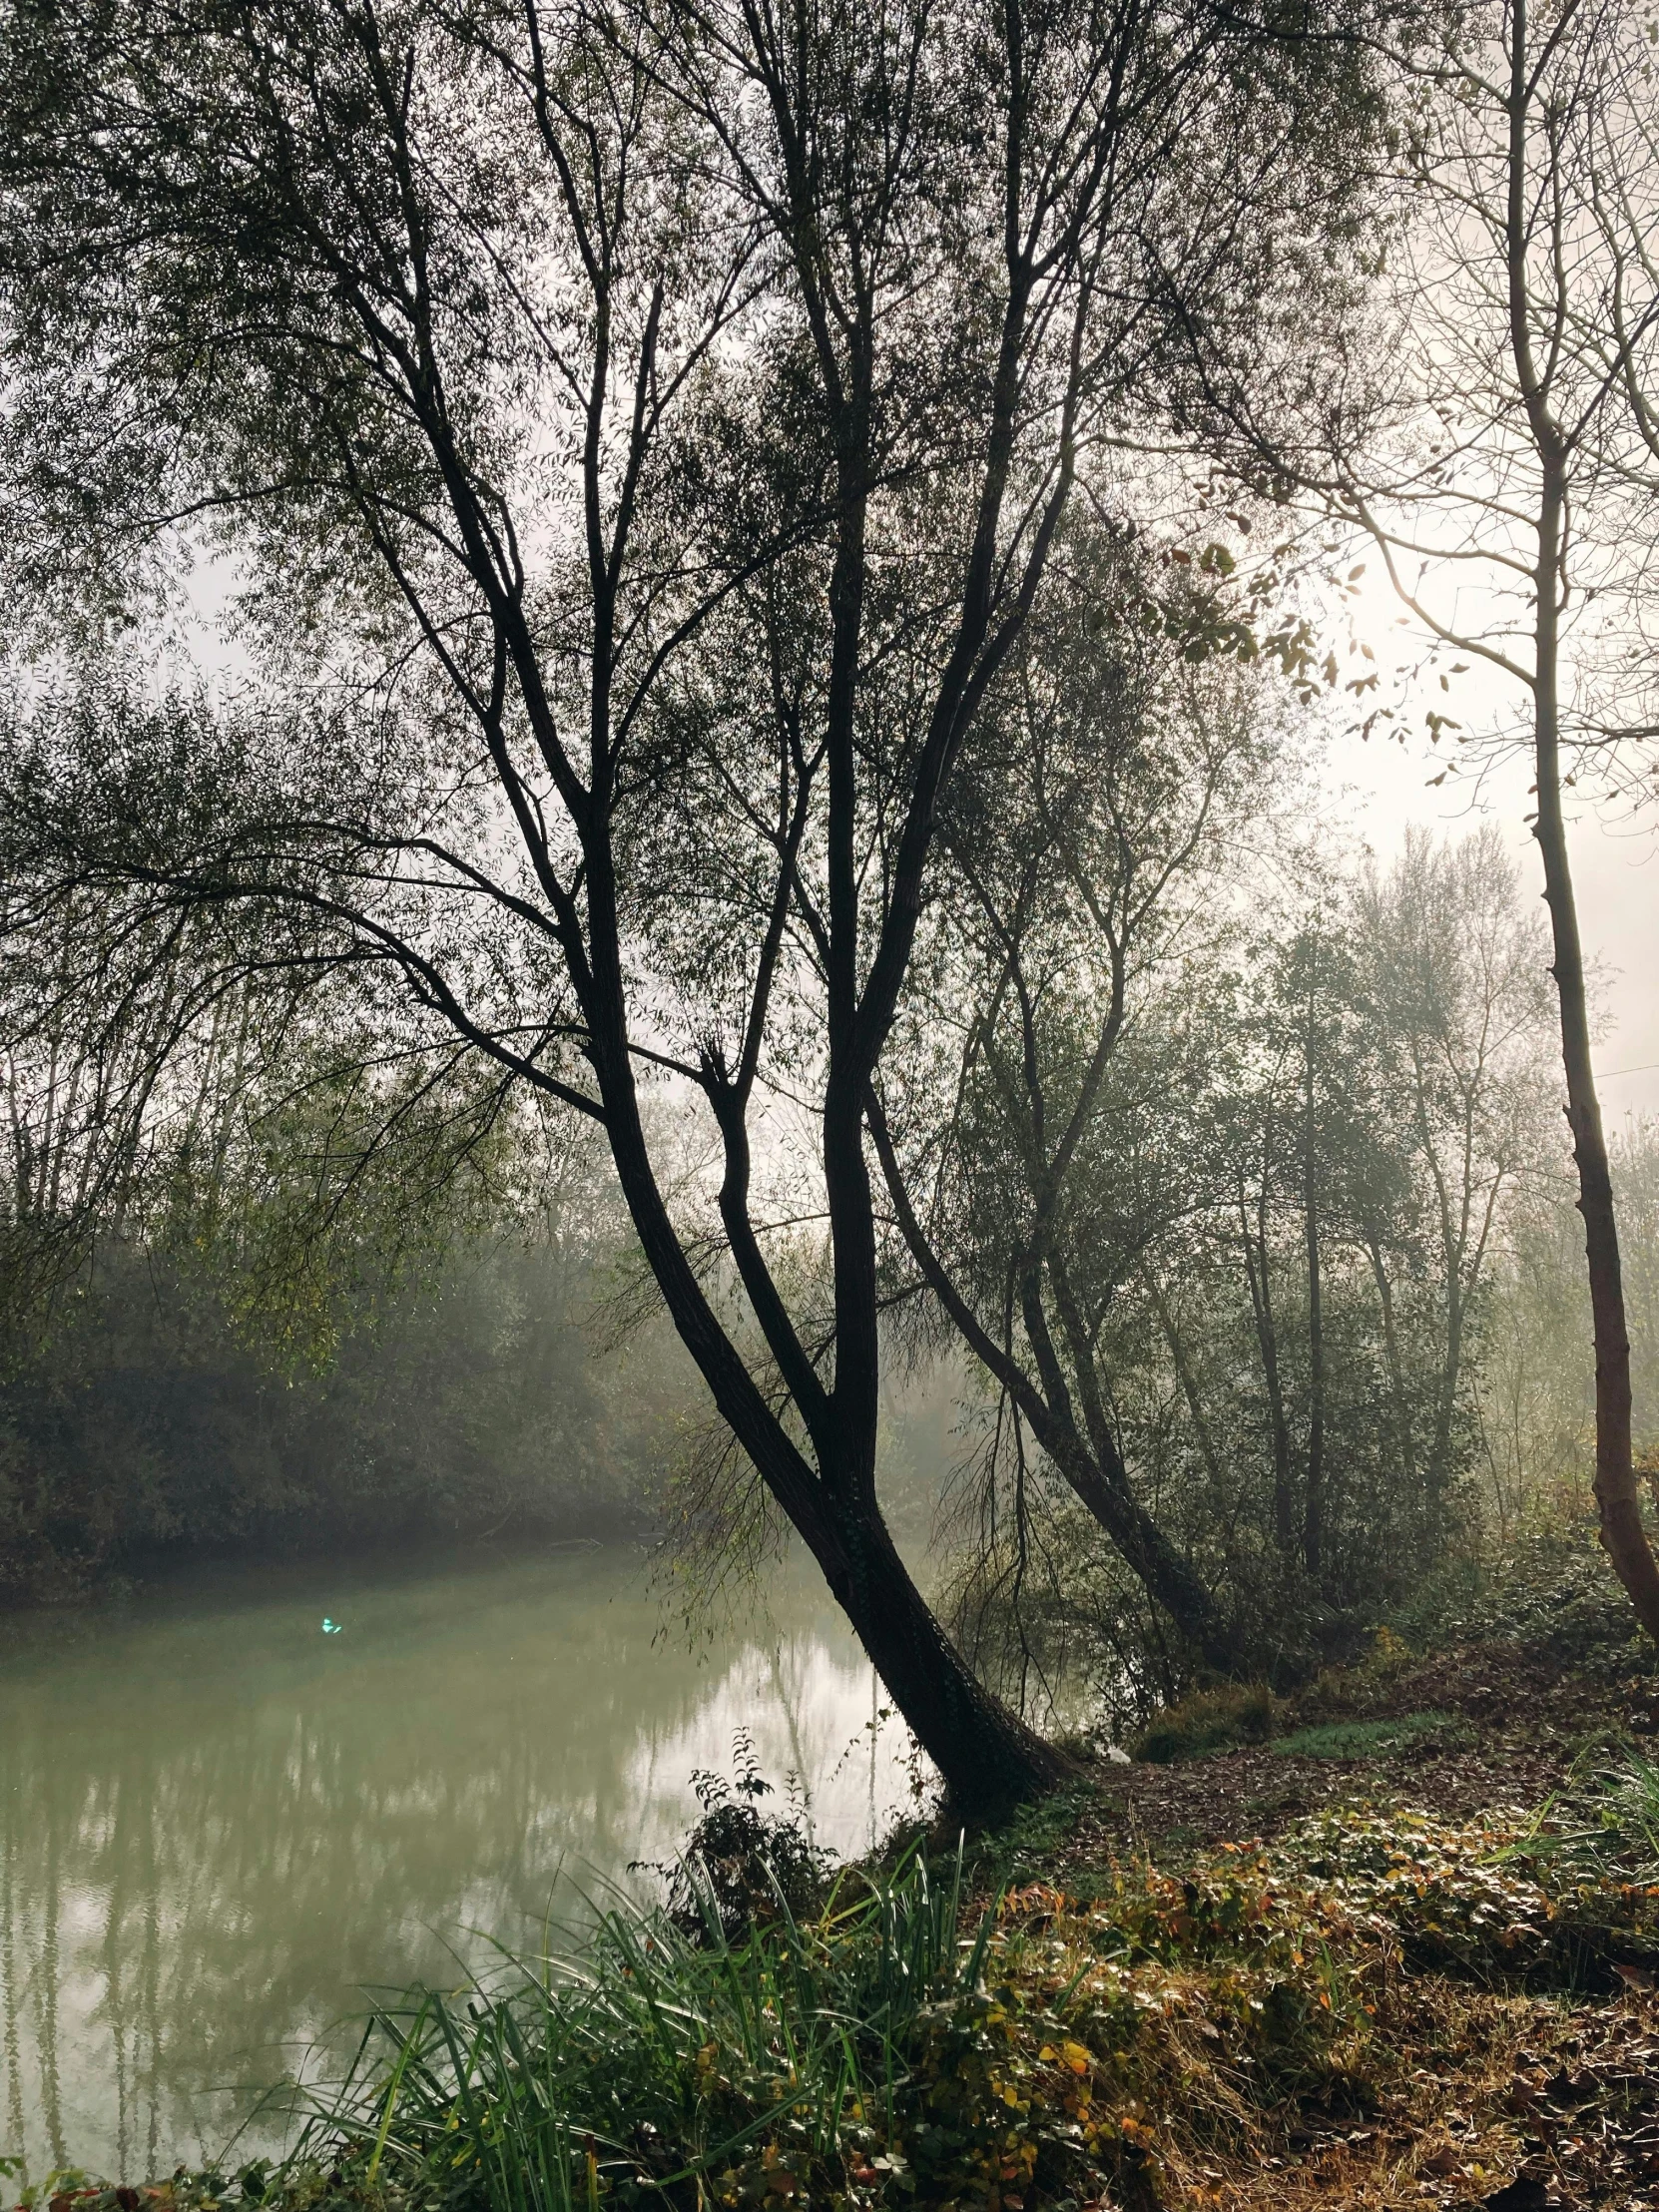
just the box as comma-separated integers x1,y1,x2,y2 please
280,1769,1659,2212
291,1843,995,2212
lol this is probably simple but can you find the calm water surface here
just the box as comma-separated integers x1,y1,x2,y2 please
0,1544,920,2181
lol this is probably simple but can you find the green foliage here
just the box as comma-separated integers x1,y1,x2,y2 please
1269,1711,1462,1760
0,909,699,1599
0,1221,690,1598
1129,1683,1279,1764
1448,1517,1659,1682
640,1736,832,1948
284,1834,1389,2212
1557,1752,1659,1885
291,1844,1011,2212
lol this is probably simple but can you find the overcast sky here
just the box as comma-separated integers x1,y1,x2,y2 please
1316,659,1659,1123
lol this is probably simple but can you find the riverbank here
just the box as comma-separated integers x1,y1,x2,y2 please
20,1534,1659,2210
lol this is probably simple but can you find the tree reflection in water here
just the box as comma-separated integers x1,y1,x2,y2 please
0,1546,921,2178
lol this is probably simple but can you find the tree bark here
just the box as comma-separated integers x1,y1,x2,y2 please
1241,1174,1296,1559
1529,469,1659,1637
587,950,1065,1820
1037,1256,1241,1672
1363,1230,1417,1493
1302,978,1326,1577
1507,0,1659,1641
804,1492,1073,1820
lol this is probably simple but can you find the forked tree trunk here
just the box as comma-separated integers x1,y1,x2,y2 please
593,1016,1066,1819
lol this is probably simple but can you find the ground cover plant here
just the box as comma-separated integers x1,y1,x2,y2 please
29,1706,1659,2212
1265,1716,1464,1762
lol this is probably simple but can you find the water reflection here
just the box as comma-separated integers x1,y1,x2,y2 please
0,1546,919,2180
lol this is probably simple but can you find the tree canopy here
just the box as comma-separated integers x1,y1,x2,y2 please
4,0,1656,1811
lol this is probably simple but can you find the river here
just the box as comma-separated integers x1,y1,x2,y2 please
0,1542,926,2183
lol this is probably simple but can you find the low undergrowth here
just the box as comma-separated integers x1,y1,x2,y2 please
1268,1713,1466,1762
1445,1528,1659,1686
1124,1631,1434,1770
23,1761,1659,2212
1128,1685,1280,1766
203,1766,1659,2211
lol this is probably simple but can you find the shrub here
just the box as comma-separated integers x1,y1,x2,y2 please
1130,1682,1279,1764
1449,1522,1659,1681
638,1733,831,1947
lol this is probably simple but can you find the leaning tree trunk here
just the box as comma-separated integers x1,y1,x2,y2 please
807,1493,1072,1820
591,1002,1065,1820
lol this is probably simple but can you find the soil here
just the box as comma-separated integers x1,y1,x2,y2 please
1066,1641,1648,1868
996,1637,1659,2209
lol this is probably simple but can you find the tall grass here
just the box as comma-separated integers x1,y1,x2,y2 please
284,1764,1659,2212
293,1844,999,2212
1568,1748,1659,1882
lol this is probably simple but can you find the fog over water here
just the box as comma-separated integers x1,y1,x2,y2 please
0,1545,921,2181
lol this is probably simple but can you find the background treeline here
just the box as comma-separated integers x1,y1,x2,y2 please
7,786,1654,1662
0,954,695,1594
919,807,1659,1715
0,1225,689,1599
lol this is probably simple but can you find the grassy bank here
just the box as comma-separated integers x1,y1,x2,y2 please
30,1779,1659,2212
22,1543,1659,2212
297,1779,1659,2211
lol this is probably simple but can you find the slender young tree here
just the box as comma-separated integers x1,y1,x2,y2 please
1379,0,1659,1630
1354,827,1556,1508
870,527,1281,1672
1178,0,1659,1634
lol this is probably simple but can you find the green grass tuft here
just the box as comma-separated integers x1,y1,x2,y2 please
1270,1710,1463,1760
1129,1682,1279,1763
